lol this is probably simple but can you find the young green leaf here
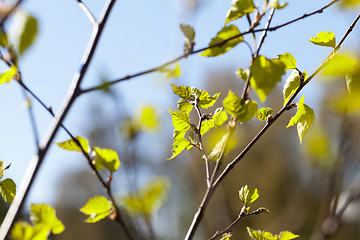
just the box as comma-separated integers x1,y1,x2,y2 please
287,95,315,143
93,147,120,172
278,231,300,240
0,178,16,203
122,177,170,216
239,185,259,205
169,110,191,135
10,221,49,240
223,90,258,122
168,137,193,160
198,91,220,109
277,53,296,70
201,25,243,57
80,196,113,223
269,0,288,9
250,56,286,102
322,53,358,76
180,24,195,41
283,70,301,105
236,67,249,81
15,12,38,55
177,98,193,114
200,109,228,135
0,65,18,85
247,227,277,240
56,136,90,153
171,84,192,100
309,31,336,48
256,107,273,121
159,64,181,78
225,0,255,25
340,0,360,6
140,106,159,130
30,204,65,235
220,233,232,240
208,130,236,160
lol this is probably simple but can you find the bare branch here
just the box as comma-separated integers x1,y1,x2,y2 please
76,0,97,25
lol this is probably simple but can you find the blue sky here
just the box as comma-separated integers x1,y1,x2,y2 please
0,0,359,207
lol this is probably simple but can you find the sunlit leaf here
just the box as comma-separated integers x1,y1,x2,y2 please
223,90,258,122
283,70,301,105
269,0,288,9
201,25,243,57
278,231,300,240
168,137,192,160
0,65,18,85
80,196,113,223
30,203,65,235
304,128,333,168
15,12,38,55
239,185,259,205
56,136,90,153
339,0,360,6
287,95,315,143
208,130,236,160
220,232,232,240
171,84,192,100
122,177,170,216
225,0,255,25
159,64,181,78
198,91,220,108
309,31,336,48
140,106,159,130
322,53,358,76
0,178,16,203
93,147,120,172
277,53,296,70
177,99,193,114
247,227,277,240
10,221,49,240
256,107,273,121
250,56,286,102
169,110,191,136
200,109,228,136
236,68,249,81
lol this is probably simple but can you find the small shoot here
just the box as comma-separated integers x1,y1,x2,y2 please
239,185,259,206
247,227,299,240
180,24,195,55
256,107,273,121
0,161,16,203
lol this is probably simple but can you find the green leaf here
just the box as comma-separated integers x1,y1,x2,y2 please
56,136,90,153
93,147,120,172
287,95,315,143
168,137,192,160
0,30,8,48
225,0,256,25
236,67,249,81
277,53,296,70
0,178,16,203
200,109,228,135
180,24,195,41
80,196,113,223
201,25,244,57
140,106,159,130
171,84,192,100
250,56,286,102
340,0,360,7
0,65,18,85
208,130,235,160
198,91,220,109
177,99,193,114
159,64,181,78
223,90,258,122
309,31,336,48
345,71,360,95
239,185,259,205
269,0,288,9
30,203,65,235
122,177,170,216
256,107,273,121
220,233,232,240
169,110,191,136
10,221,49,240
278,231,300,240
16,12,38,55
283,70,300,105
322,53,358,76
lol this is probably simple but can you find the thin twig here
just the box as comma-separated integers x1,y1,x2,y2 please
0,0,24,26
184,10,360,240
0,1,131,239
21,88,40,147
80,0,338,94
76,0,97,25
